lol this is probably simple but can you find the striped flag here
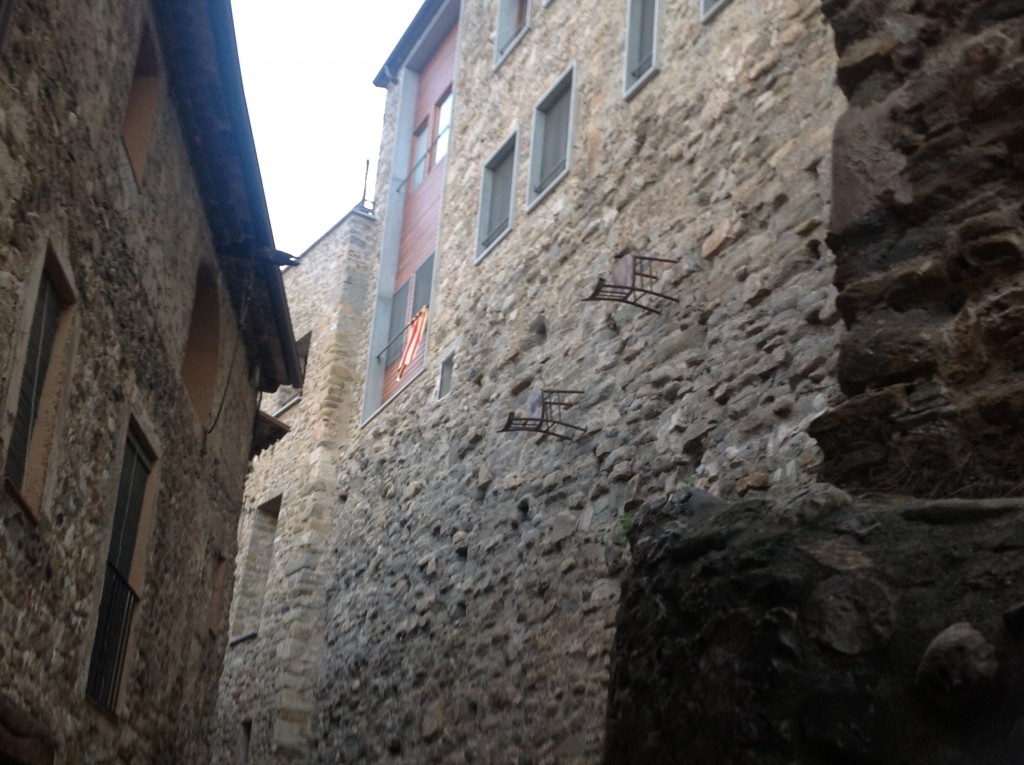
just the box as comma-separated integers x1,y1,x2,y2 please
397,306,428,380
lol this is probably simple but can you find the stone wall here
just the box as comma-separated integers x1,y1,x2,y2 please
606,487,1024,764
215,208,378,763
0,2,268,763
315,0,845,762
810,0,1024,497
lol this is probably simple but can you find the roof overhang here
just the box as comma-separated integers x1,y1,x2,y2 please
373,0,458,88
152,0,303,391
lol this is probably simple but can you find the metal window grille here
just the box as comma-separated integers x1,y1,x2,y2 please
5,274,61,488
86,432,151,713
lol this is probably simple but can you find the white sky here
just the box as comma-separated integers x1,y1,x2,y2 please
231,0,426,256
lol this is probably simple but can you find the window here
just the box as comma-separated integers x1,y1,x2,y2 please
379,255,433,402
229,495,281,638
412,255,434,319
438,352,455,400
411,121,428,189
701,0,733,22
0,0,13,47
477,133,518,258
528,67,574,207
181,265,220,422
238,720,253,764
495,0,530,63
625,0,659,97
433,90,453,166
122,24,160,188
3,251,75,519
384,282,410,367
87,426,155,714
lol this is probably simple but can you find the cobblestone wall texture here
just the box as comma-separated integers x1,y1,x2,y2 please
314,0,845,763
215,210,378,764
0,2,270,763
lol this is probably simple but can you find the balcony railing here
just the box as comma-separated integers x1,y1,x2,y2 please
86,563,139,714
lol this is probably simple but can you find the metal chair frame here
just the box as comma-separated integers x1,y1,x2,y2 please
499,389,586,442
582,251,679,314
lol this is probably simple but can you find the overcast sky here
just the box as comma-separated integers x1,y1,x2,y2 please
231,0,425,256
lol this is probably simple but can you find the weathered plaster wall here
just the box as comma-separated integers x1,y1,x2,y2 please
215,209,378,763
811,0,1024,497
0,2,261,762
316,0,845,762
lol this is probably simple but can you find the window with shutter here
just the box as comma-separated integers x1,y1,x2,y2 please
477,133,517,258
625,0,658,96
528,67,574,207
496,0,530,61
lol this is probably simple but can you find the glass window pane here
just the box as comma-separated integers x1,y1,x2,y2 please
433,91,453,164
412,255,434,314
386,282,409,367
539,86,570,190
412,123,428,189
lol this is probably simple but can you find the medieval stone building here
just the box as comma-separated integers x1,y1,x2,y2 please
0,1,301,763
221,0,1024,763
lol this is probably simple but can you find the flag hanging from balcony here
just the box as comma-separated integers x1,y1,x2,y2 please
397,306,428,380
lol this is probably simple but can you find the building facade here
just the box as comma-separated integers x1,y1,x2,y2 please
221,0,847,762
0,1,300,763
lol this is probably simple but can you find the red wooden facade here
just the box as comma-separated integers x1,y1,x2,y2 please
382,24,457,403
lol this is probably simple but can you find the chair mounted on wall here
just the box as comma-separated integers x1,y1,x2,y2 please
499,388,586,442
582,250,679,314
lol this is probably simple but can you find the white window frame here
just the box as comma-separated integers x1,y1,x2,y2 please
494,0,531,69
700,0,733,23
476,130,519,262
624,0,660,99
526,64,576,211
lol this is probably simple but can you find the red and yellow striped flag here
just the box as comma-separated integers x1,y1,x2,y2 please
397,306,428,380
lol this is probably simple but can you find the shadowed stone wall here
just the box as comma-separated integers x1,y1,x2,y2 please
0,2,273,763
810,0,1024,497
215,208,378,763
313,0,844,762
606,488,1024,764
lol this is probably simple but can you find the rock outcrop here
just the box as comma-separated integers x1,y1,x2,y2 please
812,0,1024,496
605,487,1024,764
